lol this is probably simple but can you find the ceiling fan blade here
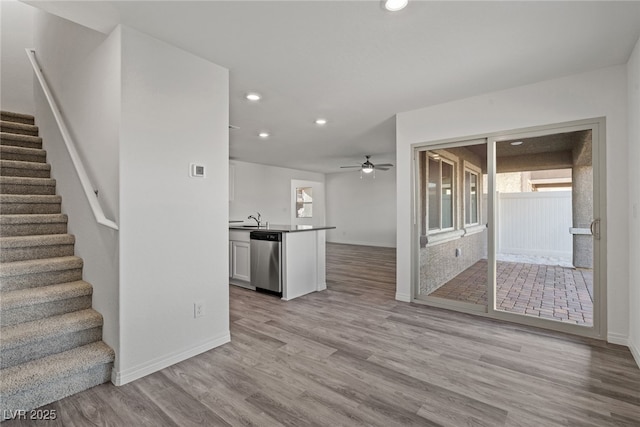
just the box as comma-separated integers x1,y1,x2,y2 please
340,166,362,168
375,163,394,167
376,167,390,171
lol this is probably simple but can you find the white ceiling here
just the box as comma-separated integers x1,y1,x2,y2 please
28,1,640,173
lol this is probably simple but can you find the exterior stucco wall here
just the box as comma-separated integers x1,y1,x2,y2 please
573,165,593,268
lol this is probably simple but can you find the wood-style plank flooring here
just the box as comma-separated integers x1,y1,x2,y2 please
5,242,639,426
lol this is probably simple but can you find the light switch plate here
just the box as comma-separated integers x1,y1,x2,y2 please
190,163,205,178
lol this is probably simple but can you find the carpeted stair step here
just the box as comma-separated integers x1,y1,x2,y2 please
0,111,35,125
0,145,46,163
0,256,83,292
0,341,114,418
0,120,39,136
0,194,61,214
0,160,51,178
0,234,75,262
0,214,68,237
0,111,113,415
0,281,93,327
0,176,56,195
0,132,43,150
0,214,68,236
0,309,104,369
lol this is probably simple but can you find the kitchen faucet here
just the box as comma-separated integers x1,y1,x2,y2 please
248,212,262,227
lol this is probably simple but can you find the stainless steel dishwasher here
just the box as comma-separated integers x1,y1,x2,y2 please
249,231,282,295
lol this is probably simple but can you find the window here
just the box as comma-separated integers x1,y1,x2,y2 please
427,155,455,232
296,187,313,218
465,169,479,225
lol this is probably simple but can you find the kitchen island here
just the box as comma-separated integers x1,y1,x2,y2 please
228,224,335,301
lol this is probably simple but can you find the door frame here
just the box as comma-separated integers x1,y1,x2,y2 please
411,117,607,340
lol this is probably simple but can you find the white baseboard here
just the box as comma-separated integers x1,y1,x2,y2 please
607,332,628,346
395,292,411,302
327,239,396,249
630,338,640,369
317,282,327,291
111,332,230,386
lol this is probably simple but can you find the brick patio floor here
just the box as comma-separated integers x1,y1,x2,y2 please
429,259,594,326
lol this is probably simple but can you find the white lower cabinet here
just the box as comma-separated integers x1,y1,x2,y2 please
230,240,251,282
228,228,328,298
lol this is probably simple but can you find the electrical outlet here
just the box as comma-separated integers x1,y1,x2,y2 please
455,248,462,257
194,301,205,318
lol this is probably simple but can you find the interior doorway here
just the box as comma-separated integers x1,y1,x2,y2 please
413,119,605,339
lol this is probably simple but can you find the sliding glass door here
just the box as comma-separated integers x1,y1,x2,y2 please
414,119,605,339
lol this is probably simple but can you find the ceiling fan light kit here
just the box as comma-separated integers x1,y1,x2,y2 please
361,164,375,179
361,168,375,179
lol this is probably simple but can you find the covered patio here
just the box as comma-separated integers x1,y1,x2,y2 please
430,259,594,326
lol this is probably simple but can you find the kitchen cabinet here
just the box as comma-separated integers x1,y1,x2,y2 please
230,241,251,282
229,224,336,300
229,230,252,287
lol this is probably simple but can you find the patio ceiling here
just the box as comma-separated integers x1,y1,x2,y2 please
459,130,592,173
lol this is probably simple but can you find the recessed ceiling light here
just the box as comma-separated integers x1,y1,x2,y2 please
259,132,269,138
384,0,408,12
246,93,261,101
510,141,524,146
315,118,327,125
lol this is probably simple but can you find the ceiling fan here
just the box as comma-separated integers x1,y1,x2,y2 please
340,155,394,174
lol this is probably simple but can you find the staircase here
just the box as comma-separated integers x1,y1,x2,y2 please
0,111,114,418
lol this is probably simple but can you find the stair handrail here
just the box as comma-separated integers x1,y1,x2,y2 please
25,48,119,231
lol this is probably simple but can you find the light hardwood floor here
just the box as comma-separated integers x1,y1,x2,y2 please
5,243,639,426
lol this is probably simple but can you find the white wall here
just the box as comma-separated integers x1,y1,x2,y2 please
118,26,229,384
1,0,36,114
628,36,640,367
326,170,396,247
33,11,120,367
396,66,629,342
34,14,119,221
229,160,325,225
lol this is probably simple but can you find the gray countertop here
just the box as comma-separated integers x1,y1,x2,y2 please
229,224,336,233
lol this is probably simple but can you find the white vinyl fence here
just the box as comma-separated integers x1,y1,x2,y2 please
496,191,572,261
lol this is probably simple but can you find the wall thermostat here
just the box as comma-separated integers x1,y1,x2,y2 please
190,163,205,178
